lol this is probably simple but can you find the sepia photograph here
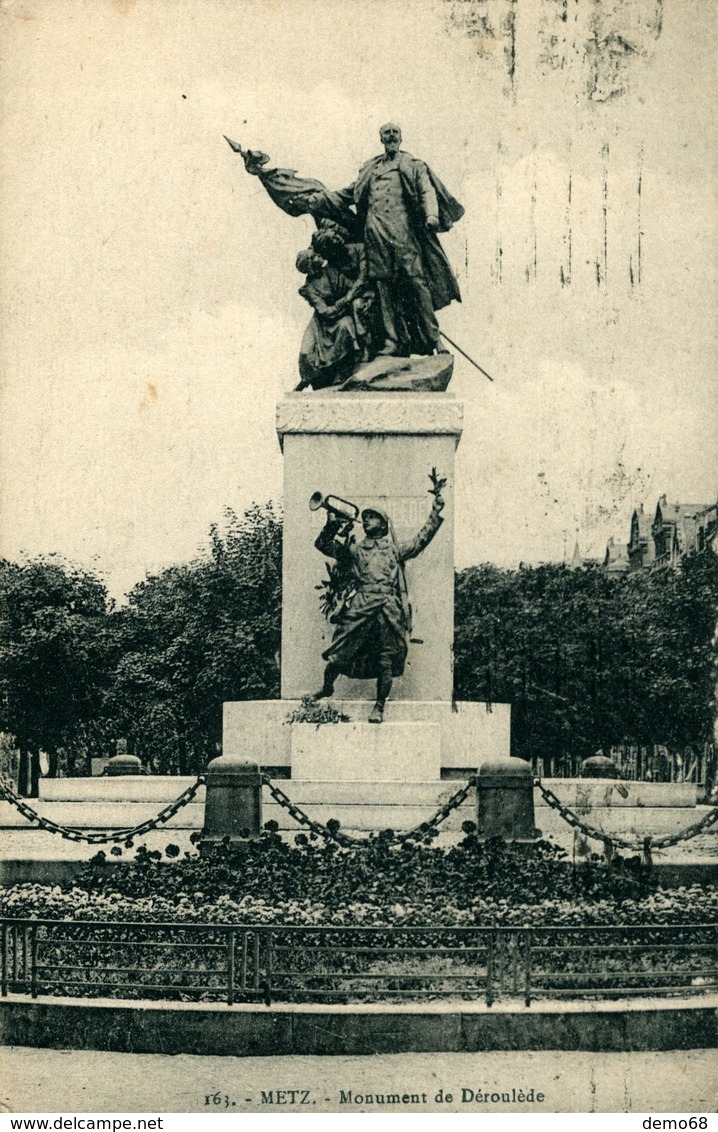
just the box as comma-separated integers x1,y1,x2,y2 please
0,0,716,1118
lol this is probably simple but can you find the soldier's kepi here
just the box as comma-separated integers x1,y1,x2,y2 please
311,471,446,723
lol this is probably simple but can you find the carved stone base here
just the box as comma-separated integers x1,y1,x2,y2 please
222,699,511,776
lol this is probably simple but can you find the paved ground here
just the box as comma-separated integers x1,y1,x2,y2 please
1,1046,716,1113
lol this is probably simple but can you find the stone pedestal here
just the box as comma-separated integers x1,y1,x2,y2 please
290,721,441,782
220,387,511,785
276,392,463,702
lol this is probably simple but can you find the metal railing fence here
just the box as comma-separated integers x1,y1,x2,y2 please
2,918,716,1007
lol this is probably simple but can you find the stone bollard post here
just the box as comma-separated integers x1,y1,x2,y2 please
477,756,540,841
104,738,144,776
201,755,263,853
580,754,619,779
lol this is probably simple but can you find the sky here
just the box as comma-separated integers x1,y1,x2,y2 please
0,0,715,600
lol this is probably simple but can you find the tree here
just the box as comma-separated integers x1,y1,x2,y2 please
0,557,114,795
454,553,718,772
110,503,282,774
618,551,718,752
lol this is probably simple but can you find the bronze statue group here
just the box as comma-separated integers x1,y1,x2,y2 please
233,122,464,389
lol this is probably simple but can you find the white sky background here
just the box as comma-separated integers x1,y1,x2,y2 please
0,0,715,600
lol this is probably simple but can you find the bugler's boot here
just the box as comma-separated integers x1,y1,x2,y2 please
368,701,384,724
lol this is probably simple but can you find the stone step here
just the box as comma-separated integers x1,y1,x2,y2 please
36,776,699,808
37,780,456,805
0,801,206,830
40,777,203,802
536,779,697,809
0,798,711,839
0,829,198,867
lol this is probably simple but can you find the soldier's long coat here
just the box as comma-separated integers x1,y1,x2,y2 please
315,503,443,680
345,151,465,311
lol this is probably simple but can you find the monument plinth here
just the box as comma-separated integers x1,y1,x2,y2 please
222,122,510,788
223,385,511,780
291,721,441,781
223,698,510,777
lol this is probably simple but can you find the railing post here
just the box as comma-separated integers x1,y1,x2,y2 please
30,924,38,1000
201,756,263,852
240,931,248,991
1,923,7,997
581,754,619,779
524,928,532,1007
12,924,19,991
23,924,31,992
226,929,236,1006
477,758,540,840
252,932,260,993
105,739,144,777
642,836,653,873
486,930,495,1007
264,929,273,1006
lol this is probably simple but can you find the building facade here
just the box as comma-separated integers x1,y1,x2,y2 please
603,496,717,574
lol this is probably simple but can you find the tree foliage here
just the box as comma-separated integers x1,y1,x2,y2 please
110,503,282,774
454,553,718,770
0,557,115,793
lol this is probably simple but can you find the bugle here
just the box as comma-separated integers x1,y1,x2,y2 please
308,492,359,523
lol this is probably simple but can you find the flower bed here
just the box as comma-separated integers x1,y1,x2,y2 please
2,831,716,928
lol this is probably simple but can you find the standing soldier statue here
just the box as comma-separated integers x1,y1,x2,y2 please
311,471,446,723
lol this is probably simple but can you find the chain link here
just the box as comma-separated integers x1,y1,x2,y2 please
0,778,205,846
397,776,477,842
262,774,477,846
261,776,360,845
650,805,718,849
2,772,472,851
535,779,718,853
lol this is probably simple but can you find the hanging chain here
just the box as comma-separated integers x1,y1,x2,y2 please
1,772,473,851
650,804,718,849
535,779,718,852
262,774,476,846
4,770,713,855
398,776,477,841
0,777,205,846
261,776,360,845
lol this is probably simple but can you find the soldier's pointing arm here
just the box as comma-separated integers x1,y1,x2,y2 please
398,497,444,561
